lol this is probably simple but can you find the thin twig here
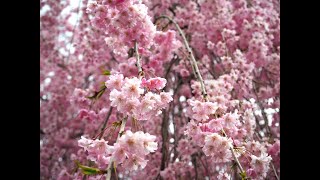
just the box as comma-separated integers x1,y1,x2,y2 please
106,116,128,180
160,109,169,173
98,107,113,139
198,153,211,180
165,55,179,79
222,129,246,179
155,15,208,101
156,15,246,178
271,161,279,180
192,154,198,180
106,40,144,180
134,41,144,78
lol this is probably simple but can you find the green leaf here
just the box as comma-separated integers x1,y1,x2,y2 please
87,86,107,100
87,93,97,100
75,161,103,175
102,70,111,75
230,162,237,170
113,162,118,180
239,171,247,180
97,88,106,99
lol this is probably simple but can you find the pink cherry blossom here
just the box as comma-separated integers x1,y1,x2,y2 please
41,0,280,178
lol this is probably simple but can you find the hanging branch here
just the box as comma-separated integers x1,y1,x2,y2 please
92,107,113,140
105,116,128,180
221,129,246,178
106,41,144,180
155,15,208,101
134,41,144,78
271,161,279,180
156,15,247,179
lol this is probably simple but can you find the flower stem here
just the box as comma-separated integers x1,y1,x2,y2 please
155,15,208,101
106,116,128,180
271,161,279,180
222,129,247,179
95,107,113,140
156,15,246,179
106,40,144,180
134,41,144,78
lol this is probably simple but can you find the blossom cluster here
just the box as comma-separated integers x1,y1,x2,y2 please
106,74,173,120
86,0,157,55
75,73,172,172
202,133,232,163
78,130,157,170
40,0,280,178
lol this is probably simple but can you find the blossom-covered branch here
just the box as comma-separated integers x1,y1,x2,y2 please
41,0,280,179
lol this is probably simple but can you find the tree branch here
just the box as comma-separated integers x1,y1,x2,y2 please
192,154,198,180
221,129,246,179
106,40,144,180
155,15,208,101
106,116,128,180
97,107,113,139
160,109,169,173
156,15,246,178
271,161,279,180
134,41,144,78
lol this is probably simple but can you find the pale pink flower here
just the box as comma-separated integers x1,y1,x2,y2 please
211,149,232,163
77,109,98,122
138,132,158,153
217,169,231,180
112,143,128,164
141,77,167,90
208,118,223,132
159,92,173,106
87,139,108,155
188,99,202,111
122,77,144,98
246,168,257,179
78,136,93,151
184,120,201,136
105,73,124,90
139,97,155,113
123,97,140,116
180,68,190,77
189,99,218,121
203,133,233,162
202,143,215,156
204,133,221,146
222,112,241,129
250,152,272,178
118,130,142,155
123,154,148,171
193,108,210,121
203,101,219,114
109,89,126,110
140,92,159,113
